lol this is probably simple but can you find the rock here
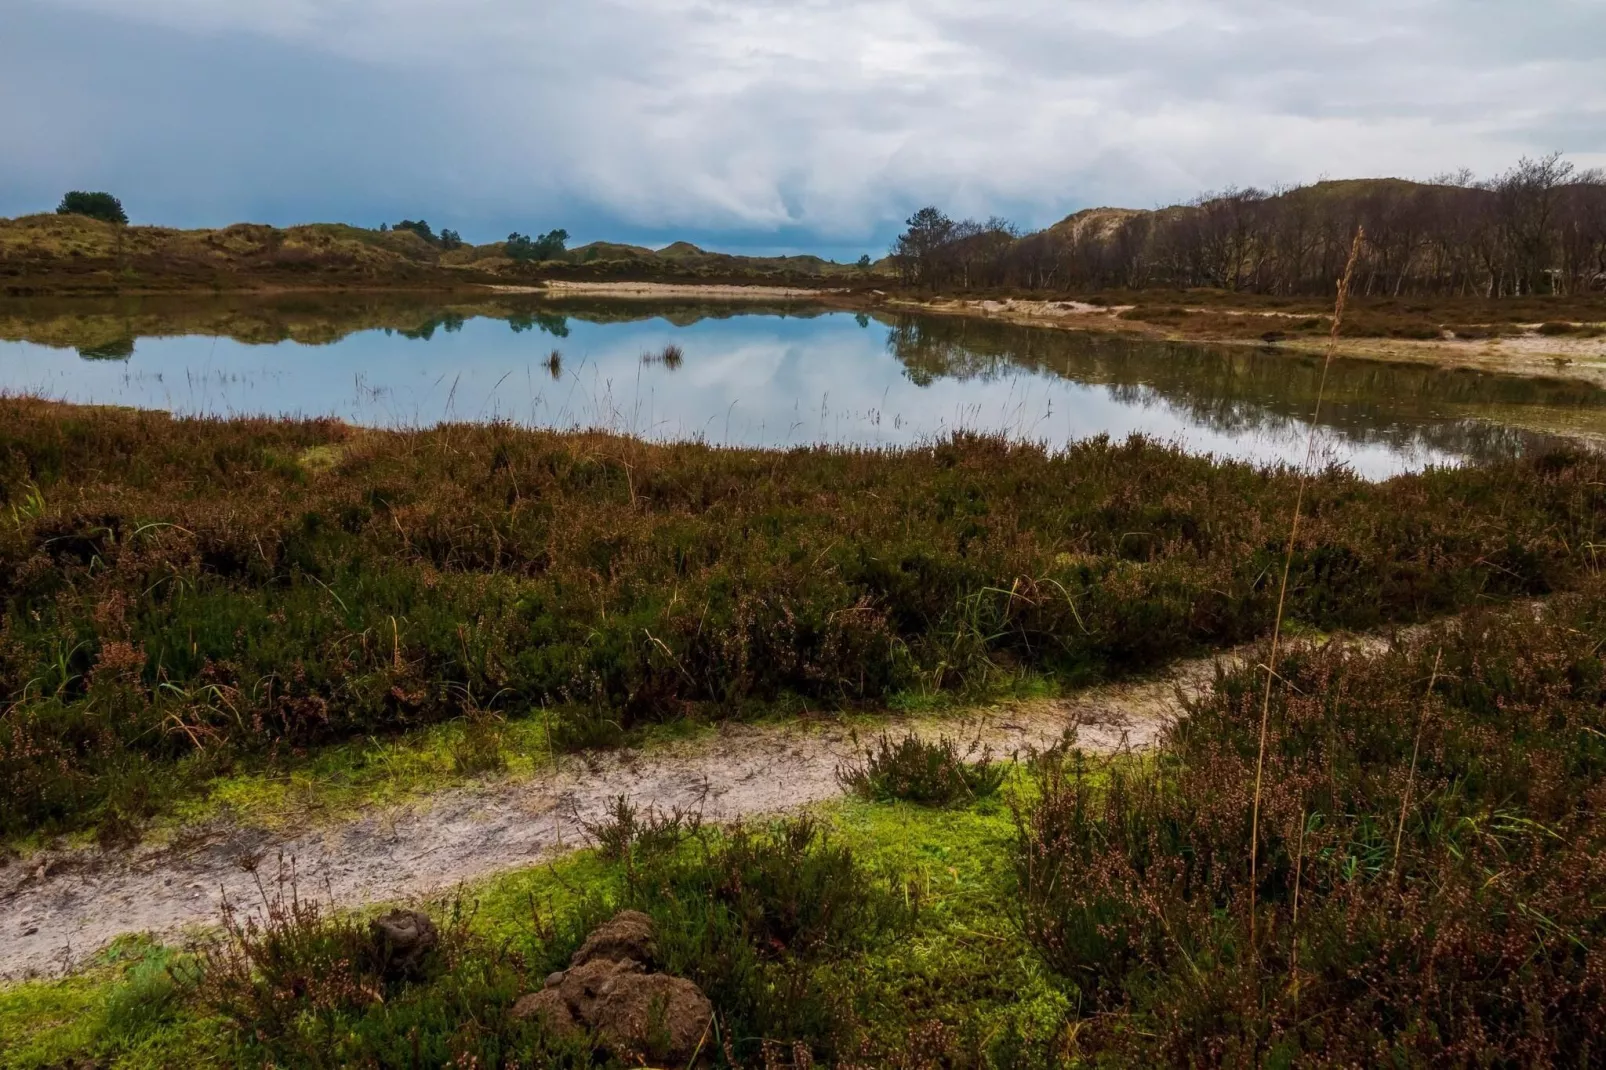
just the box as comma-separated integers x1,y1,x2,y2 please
512,910,714,1065
368,909,439,979
570,908,656,968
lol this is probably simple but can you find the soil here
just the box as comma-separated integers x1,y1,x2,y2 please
0,662,1204,980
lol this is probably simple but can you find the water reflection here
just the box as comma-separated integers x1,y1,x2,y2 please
0,293,1601,478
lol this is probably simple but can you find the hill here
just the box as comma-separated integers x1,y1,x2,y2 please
0,214,872,295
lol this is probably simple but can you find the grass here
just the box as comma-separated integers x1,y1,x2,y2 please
0,787,1063,1068
2,397,1603,841
7,574,1602,1064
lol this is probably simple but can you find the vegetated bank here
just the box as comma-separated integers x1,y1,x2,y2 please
2,398,1603,843
0,213,867,298
4,582,1603,1067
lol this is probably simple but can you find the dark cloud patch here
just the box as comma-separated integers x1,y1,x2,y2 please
4,0,1602,252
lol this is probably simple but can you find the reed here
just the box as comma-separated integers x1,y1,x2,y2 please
1247,228,1364,946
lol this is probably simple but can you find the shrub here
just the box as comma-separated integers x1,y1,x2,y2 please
580,793,702,861
57,191,127,224
1,401,1603,838
1014,582,1606,1063
836,732,1007,805
615,816,908,1063
198,865,583,1066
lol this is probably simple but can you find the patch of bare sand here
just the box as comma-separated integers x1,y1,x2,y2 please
499,281,844,300
890,295,1606,388
0,663,1207,980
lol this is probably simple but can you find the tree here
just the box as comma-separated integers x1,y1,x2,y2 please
505,228,569,263
440,228,464,250
856,254,872,270
393,219,436,242
891,207,956,286
57,191,127,225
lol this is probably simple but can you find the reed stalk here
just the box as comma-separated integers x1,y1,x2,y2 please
1393,646,1444,880
1248,228,1365,949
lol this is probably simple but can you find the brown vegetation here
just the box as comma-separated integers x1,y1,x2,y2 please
2,398,1603,839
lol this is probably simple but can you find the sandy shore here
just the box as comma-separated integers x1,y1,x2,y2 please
499,281,846,300
890,296,1606,388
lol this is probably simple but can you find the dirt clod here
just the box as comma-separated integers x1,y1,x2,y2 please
369,908,439,979
513,911,713,1064
571,908,657,968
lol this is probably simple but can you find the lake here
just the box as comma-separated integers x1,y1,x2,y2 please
2,293,1602,479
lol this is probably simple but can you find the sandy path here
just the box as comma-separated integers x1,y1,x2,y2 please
0,662,1209,980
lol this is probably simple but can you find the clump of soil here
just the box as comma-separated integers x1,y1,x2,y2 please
513,910,714,1065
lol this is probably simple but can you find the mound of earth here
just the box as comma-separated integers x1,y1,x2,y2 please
513,910,714,1065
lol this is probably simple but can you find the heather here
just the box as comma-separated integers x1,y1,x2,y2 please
2,398,1602,838
1015,581,1606,1064
7,584,1605,1067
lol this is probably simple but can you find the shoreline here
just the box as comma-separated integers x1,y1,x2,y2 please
505,280,848,300
883,294,1606,388
4,278,1606,386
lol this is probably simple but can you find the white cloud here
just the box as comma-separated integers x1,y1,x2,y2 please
12,0,1606,242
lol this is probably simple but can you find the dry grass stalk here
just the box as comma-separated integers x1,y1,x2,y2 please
1393,646,1444,879
1248,227,1366,947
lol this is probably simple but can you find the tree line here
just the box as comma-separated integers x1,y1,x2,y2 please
892,154,1606,297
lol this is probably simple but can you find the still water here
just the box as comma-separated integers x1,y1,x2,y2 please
1,294,1601,478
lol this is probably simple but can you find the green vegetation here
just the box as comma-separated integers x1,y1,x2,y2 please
836,732,1008,805
6,580,1602,1065
56,191,127,226
1014,581,1606,1063
2,398,1603,842
505,228,570,263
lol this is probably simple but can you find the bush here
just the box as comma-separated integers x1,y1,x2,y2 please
506,229,569,263
836,732,1007,805
614,816,908,1063
57,191,127,224
1014,582,1606,1063
198,866,584,1066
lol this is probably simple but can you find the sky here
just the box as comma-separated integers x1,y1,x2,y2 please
4,0,1604,258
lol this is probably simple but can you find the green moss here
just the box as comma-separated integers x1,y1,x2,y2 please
0,937,220,1070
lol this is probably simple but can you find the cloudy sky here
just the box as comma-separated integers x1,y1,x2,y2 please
4,0,1603,256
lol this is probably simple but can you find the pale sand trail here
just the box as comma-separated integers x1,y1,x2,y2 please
0,660,1214,980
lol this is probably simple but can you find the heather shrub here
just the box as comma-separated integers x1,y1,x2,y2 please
1015,582,1606,1063
836,731,1007,805
1,398,1602,837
